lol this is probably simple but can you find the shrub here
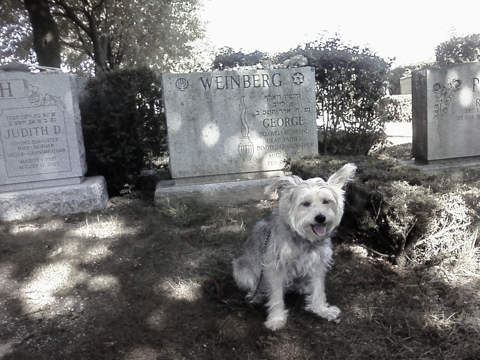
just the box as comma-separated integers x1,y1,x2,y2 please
80,67,167,195
287,155,480,267
278,37,392,155
378,95,412,123
317,129,387,157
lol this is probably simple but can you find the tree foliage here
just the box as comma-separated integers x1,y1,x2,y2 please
435,33,480,67
212,47,268,70
1,0,206,73
0,0,35,63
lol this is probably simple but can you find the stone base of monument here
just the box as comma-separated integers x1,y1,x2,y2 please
154,178,279,207
0,176,109,222
405,158,480,180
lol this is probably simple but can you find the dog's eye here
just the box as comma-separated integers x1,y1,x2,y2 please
322,200,330,205
302,201,311,207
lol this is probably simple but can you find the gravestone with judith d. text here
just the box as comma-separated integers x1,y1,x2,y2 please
412,62,480,164
155,66,318,205
0,71,108,221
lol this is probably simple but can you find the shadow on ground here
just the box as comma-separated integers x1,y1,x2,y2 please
0,195,479,359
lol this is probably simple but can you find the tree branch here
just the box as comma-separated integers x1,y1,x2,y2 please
52,0,92,37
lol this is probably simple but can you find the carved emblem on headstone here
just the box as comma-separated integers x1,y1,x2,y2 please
238,96,254,162
292,72,305,85
433,79,461,119
25,81,66,109
175,78,189,91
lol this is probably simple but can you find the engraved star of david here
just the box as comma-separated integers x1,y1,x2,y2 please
292,72,304,85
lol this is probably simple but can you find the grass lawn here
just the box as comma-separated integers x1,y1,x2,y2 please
1,143,479,359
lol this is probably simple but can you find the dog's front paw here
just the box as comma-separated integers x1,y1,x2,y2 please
264,310,288,331
321,305,341,322
307,304,341,322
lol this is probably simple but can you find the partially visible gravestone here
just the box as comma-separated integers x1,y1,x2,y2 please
0,71,87,191
155,67,318,206
412,63,480,164
161,67,317,184
400,76,411,95
0,71,108,221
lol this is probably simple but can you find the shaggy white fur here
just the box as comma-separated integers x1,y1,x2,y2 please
233,163,356,331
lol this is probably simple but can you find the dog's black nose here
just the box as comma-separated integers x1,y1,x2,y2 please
315,214,326,224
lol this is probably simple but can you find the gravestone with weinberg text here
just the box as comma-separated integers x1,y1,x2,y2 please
162,67,317,183
412,62,480,164
0,71,108,221
155,66,318,205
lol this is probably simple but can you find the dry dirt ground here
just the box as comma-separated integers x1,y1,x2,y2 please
0,190,480,359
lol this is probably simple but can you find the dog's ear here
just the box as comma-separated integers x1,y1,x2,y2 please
265,175,302,197
327,163,356,188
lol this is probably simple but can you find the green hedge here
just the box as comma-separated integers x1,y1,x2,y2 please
80,67,167,195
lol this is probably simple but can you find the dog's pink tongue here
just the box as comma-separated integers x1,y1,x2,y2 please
313,224,326,237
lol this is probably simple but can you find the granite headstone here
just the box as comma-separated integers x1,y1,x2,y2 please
156,66,318,205
0,71,108,221
0,71,87,191
161,67,318,184
412,62,480,164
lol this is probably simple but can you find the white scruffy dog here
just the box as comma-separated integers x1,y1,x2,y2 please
233,163,356,330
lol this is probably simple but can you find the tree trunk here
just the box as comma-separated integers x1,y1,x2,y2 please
24,0,61,68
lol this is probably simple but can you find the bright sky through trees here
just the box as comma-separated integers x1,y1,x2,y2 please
202,0,480,65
